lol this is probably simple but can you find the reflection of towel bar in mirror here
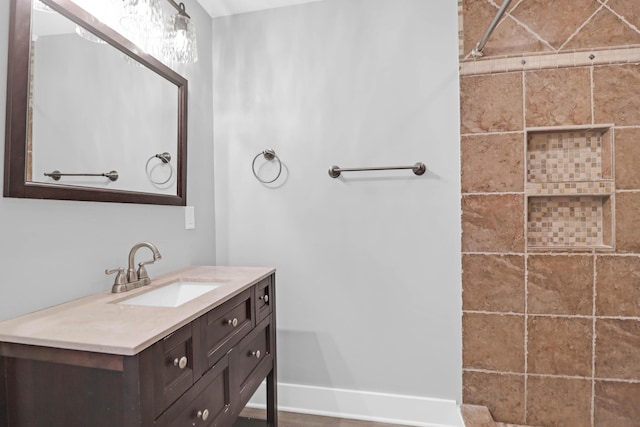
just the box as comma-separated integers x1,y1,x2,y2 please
44,170,119,181
328,162,426,178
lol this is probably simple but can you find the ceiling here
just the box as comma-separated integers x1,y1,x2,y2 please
194,0,323,18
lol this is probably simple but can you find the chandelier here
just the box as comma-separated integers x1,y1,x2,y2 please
39,0,198,65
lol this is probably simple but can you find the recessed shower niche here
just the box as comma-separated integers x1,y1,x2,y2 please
526,126,614,250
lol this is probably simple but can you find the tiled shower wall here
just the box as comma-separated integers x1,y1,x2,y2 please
460,1,640,426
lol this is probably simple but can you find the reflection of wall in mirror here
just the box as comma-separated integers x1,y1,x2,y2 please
30,33,178,195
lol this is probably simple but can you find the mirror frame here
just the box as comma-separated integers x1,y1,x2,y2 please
4,0,188,205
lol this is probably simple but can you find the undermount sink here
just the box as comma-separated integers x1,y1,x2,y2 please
118,281,223,308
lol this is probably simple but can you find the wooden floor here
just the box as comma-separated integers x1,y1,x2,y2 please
234,408,411,427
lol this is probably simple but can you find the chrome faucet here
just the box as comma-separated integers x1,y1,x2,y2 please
106,242,162,293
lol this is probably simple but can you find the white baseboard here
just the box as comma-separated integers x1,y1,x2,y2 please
247,382,464,427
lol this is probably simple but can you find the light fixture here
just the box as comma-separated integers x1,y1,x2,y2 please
163,2,198,64
71,0,123,44
120,0,165,49
68,0,198,67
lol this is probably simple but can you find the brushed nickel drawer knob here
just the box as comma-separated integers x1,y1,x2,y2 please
226,318,238,327
259,295,269,303
251,350,261,359
173,356,188,369
197,409,210,421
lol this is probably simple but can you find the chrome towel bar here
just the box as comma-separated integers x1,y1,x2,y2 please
328,162,426,178
44,170,119,181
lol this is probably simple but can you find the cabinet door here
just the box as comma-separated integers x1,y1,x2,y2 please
151,321,195,415
237,317,273,408
155,351,235,427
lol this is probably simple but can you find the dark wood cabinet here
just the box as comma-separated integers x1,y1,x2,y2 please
0,275,277,427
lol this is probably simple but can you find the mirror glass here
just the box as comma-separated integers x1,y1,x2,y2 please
4,0,188,205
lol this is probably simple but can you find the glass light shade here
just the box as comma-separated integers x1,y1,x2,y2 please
33,0,54,13
163,13,198,64
72,0,123,44
120,0,165,39
118,0,165,59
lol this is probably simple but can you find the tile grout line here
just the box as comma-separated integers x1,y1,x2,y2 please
522,68,529,426
461,130,525,137
463,189,640,196
486,0,556,53
463,367,640,384
463,192,525,196
558,3,605,52
591,253,598,427
464,309,640,322
601,2,640,36
462,251,640,258
591,66,595,125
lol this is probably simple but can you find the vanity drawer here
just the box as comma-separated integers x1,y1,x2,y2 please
160,322,194,409
237,317,272,405
155,352,235,427
204,289,253,368
255,277,272,323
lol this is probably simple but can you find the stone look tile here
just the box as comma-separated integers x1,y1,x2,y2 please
564,8,640,51
479,15,553,58
595,319,640,380
460,73,523,134
462,254,525,313
615,192,640,253
460,404,495,427
510,0,599,50
527,255,593,315
607,0,640,31
463,313,525,372
596,256,640,317
462,0,503,56
463,371,525,425
528,316,592,377
525,68,592,127
594,64,640,126
461,195,525,253
461,133,524,193
462,0,551,58
527,376,592,427
459,1,640,424
614,128,640,190
594,381,640,427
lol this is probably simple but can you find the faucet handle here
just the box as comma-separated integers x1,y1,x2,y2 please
137,259,156,280
105,268,127,285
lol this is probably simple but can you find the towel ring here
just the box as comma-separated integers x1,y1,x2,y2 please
145,152,174,185
252,149,282,184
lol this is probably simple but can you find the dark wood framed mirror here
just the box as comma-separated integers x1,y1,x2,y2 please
4,0,188,205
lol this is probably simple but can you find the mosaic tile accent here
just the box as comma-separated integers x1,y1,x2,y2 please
527,196,608,248
526,180,614,196
527,131,605,183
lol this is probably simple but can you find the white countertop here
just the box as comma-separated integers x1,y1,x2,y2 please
0,266,275,356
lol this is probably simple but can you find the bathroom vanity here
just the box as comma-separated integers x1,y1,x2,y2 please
0,266,277,427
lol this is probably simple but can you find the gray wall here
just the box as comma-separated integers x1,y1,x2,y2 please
0,1,215,321
213,0,461,402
